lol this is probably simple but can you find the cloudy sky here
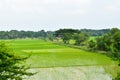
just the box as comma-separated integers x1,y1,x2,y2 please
0,0,120,31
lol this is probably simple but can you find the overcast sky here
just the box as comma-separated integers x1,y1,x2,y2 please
0,0,120,31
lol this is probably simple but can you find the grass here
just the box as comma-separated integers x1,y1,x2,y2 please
1,39,118,80
1,39,117,68
26,66,113,80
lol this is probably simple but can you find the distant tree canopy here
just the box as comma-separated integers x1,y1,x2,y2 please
55,29,80,37
0,29,109,39
55,29,89,44
81,29,110,36
55,28,110,37
55,29,80,44
73,33,89,45
0,30,55,40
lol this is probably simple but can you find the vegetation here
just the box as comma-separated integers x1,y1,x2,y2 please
89,28,120,61
55,28,120,80
0,29,109,40
85,28,120,80
113,72,120,80
55,29,80,44
73,33,89,45
0,28,119,80
0,42,33,80
1,39,116,68
81,29,110,36
0,30,54,40
88,40,96,50
55,29,89,45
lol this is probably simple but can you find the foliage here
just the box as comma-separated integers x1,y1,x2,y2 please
0,42,33,80
0,29,110,39
95,28,120,53
81,29,110,36
55,29,80,37
73,33,89,45
113,72,120,80
55,29,80,44
55,29,89,44
96,36,111,51
88,40,96,50
62,33,71,44
0,30,54,40
111,31,120,61
46,31,55,41
87,28,120,80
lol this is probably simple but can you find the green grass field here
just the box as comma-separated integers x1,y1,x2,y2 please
1,39,118,80
2,39,116,68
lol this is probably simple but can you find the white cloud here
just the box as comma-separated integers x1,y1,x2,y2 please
0,0,92,15
0,0,119,31
105,0,120,13
106,5,120,12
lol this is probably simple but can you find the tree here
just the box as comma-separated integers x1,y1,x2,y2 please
62,33,71,44
109,28,119,35
88,40,96,50
88,28,120,80
46,31,55,41
55,29,79,37
81,29,110,36
0,42,33,80
95,28,120,64
113,72,120,80
110,31,120,63
96,35,112,51
55,29,80,44
109,29,120,70
112,31,120,52
73,33,89,45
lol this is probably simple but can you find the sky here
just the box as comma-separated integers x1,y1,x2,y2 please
0,0,120,31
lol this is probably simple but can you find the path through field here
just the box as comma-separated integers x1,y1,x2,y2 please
24,66,112,80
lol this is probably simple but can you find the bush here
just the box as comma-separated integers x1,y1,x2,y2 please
0,42,33,80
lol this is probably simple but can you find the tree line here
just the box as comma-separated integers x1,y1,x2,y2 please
0,30,54,40
0,28,119,80
81,29,110,36
0,29,109,39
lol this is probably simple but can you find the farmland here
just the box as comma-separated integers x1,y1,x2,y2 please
1,39,118,80
2,39,116,68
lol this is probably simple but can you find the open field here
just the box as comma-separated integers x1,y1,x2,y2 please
2,39,116,68
1,39,118,80
25,66,113,80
